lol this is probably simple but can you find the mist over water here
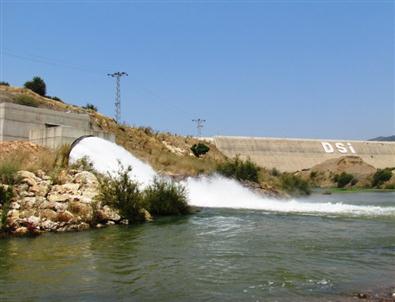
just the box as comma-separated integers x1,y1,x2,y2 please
69,137,395,217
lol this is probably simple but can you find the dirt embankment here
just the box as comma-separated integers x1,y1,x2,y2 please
298,156,394,188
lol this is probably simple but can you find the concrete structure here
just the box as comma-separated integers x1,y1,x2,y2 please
0,102,114,148
29,126,115,149
214,136,395,172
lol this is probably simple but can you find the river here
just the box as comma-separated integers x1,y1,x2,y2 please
0,192,394,301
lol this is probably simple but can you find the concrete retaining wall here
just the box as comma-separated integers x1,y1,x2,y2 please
29,126,115,149
0,102,90,141
214,136,395,172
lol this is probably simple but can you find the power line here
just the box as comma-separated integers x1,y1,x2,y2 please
107,71,128,123
192,118,206,137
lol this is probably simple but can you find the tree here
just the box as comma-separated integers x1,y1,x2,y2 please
83,103,98,112
24,76,46,96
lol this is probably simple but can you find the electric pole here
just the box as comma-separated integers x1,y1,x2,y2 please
107,71,128,123
192,118,206,137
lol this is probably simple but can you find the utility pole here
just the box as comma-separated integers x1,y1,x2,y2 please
107,72,128,123
192,118,206,137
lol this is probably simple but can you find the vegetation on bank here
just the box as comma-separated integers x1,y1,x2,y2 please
97,164,191,222
216,156,311,196
216,156,259,183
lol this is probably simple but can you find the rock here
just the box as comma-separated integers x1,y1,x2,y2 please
19,209,36,219
106,221,115,225
10,202,20,210
96,223,104,228
120,219,129,225
61,183,80,193
20,197,36,209
14,227,29,236
7,209,20,221
140,208,153,222
41,220,58,231
16,170,37,181
68,201,93,221
96,205,121,222
74,171,98,186
56,211,74,223
47,193,71,203
29,183,50,197
40,209,57,221
26,215,40,226
76,222,90,231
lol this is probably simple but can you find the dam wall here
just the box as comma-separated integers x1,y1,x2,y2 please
213,136,395,172
0,102,114,148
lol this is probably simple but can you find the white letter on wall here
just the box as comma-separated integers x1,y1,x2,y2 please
321,142,334,153
335,143,347,153
347,143,356,154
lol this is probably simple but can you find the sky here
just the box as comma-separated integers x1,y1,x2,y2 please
0,0,394,139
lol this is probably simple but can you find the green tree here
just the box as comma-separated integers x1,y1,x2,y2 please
191,143,210,157
372,168,393,187
24,76,46,96
83,103,98,112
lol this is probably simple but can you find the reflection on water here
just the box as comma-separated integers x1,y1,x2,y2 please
0,193,395,302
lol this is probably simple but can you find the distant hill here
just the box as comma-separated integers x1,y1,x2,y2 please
369,135,395,142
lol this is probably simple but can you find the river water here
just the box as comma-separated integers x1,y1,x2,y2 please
0,192,394,302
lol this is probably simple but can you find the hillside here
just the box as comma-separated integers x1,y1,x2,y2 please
369,135,395,142
0,84,226,176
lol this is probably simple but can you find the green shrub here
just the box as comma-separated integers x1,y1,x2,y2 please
217,156,259,183
0,161,20,185
0,186,13,231
270,168,280,177
98,165,146,223
0,81,9,86
144,177,189,216
191,143,210,157
83,103,98,112
280,173,311,195
14,95,39,107
334,172,355,188
372,168,393,187
24,76,46,96
48,96,64,103
384,183,395,190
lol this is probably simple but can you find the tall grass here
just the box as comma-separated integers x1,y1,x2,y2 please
216,156,260,183
144,178,189,216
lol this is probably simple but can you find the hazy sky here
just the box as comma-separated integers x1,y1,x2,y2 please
1,0,394,139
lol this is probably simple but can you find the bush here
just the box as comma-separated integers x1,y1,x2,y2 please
47,96,64,103
334,172,355,188
191,143,210,157
144,177,189,216
14,95,39,107
0,160,20,185
24,76,46,96
280,173,311,195
98,165,146,223
372,168,393,187
0,186,13,231
270,168,280,177
217,156,259,183
0,81,9,86
83,103,98,112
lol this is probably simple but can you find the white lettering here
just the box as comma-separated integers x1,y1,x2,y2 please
347,143,356,154
322,142,334,153
335,143,347,153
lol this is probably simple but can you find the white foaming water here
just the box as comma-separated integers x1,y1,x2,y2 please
183,175,395,216
69,136,156,188
70,137,395,217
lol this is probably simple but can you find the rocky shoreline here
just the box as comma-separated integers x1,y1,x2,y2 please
0,169,128,237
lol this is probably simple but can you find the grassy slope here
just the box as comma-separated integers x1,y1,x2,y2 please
0,85,226,176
